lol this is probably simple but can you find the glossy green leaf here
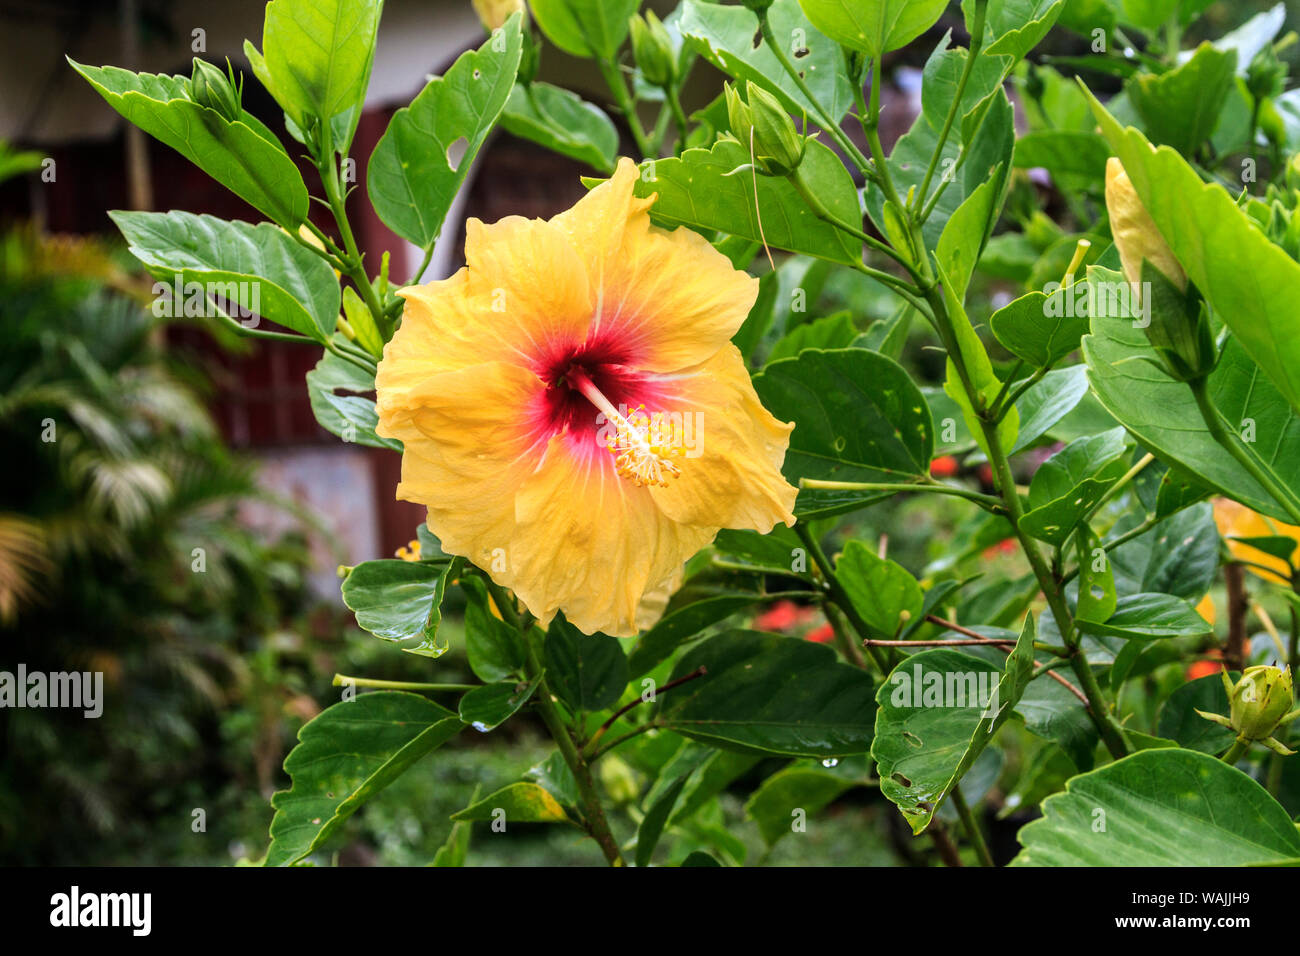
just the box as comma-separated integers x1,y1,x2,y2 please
680,0,855,122
368,15,522,247
1013,129,1110,180
306,346,402,450
627,595,756,679
1082,267,1300,522
990,284,1091,369
69,61,308,227
111,210,338,342
837,540,924,637
797,0,947,57
767,313,858,363
1126,43,1236,157
530,0,639,58
1020,427,1130,545
1075,529,1117,624
341,559,459,657
500,81,618,173
1078,592,1211,640
544,616,629,713
458,676,540,731
1108,502,1219,600
745,766,855,846
873,615,1036,833
979,0,1066,60
1157,671,1240,754
657,629,876,757
635,139,861,265
1008,365,1091,455
754,348,933,518
256,0,381,154
461,576,527,683
1087,90,1300,417
1013,749,1300,865
265,691,462,865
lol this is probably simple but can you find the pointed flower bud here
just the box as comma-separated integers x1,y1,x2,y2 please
726,83,807,177
630,11,676,88
190,58,241,122
1105,157,1186,292
1230,666,1296,740
471,0,524,32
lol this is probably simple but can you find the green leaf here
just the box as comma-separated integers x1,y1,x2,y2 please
636,771,693,867
458,676,540,731
753,348,934,518
635,138,861,265
265,691,462,865
1020,427,1130,545
1086,89,1300,417
461,576,527,682
544,616,629,713
500,81,618,173
1077,592,1211,640
745,766,855,847
657,629,876,757
1108,502,1220,600
1008,365,1091,455
257,0,382,154
1013,749,1300,865
429,802,474,866
1082,267,1300,522
1157,672,1240,754
1126,43,1236,157
1015,656,1099,771
990,284,1091,369
69,60,308,227
1075,528,1117,624
368,15,522,248
680,0,855,123
873,40,1013,247
627,595,756,678
450,782,575,824
110,210,338,342
341,559,459,657
873,614,1036,834
767,312,858,363
837,540,924,637
341,285,383,358
979,0,1066,60
937,170,1008,301
530,0,639,58
306,346,402,449
1013,129,1110,180
797,0,947,58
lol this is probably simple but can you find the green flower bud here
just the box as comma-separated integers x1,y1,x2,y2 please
725,83,807,177
630,11,676,89
190,57,242,122
1229,666,1295,740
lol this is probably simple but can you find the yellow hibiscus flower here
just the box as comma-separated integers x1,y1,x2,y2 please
375,158,798,636
1212,497,1300,584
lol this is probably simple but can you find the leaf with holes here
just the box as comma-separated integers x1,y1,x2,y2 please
368,14,522,247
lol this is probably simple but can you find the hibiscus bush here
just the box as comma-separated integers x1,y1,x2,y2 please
71,0,1300,866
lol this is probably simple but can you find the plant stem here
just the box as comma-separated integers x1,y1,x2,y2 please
950,787,994,867
759,15,874,176
331,674,477,692
800,477,1003,511
1221,737,1249,765
317,155,393,340
523,634,625,866
914,0,986,218
665,83,690,156
597,57,654,158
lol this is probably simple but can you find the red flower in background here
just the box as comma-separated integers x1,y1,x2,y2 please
805,623,835,644
755,599,816,632
930,455,959,478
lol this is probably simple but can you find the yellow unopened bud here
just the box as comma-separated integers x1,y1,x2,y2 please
1104,157,1186,291
471,0,523,32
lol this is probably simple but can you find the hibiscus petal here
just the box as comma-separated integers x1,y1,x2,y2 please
553,157,759,373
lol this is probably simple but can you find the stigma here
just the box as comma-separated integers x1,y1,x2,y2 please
566,369,682,487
